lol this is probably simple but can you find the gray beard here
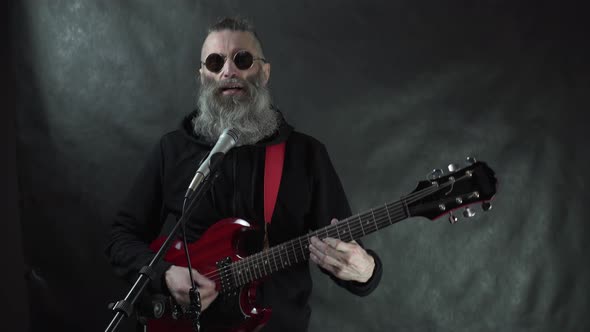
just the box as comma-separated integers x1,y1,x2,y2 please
193,71,279,145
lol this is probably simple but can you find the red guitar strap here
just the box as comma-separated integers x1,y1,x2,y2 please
263,142,285,249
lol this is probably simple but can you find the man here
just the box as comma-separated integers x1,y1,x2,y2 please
106,17,382,331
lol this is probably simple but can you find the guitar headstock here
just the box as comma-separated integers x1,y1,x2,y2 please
406,157,497,223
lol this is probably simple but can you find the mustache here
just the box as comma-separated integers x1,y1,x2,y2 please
200,75,261,99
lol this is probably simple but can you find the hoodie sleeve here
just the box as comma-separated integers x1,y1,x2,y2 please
105,140,172,295
306,142,382,296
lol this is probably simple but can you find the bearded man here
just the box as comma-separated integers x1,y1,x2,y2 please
106,17,382,332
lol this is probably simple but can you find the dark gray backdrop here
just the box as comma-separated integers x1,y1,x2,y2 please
11,0,589,331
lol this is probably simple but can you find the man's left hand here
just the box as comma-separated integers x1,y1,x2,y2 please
309,218,375,283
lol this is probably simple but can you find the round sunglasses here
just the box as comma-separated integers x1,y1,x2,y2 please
202,50,267,73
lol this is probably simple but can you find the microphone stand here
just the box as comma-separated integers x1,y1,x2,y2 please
104,160,222,332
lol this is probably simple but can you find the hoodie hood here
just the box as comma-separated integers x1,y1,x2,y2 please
179,106,294,148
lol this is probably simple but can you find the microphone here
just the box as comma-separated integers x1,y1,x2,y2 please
185,128,240,198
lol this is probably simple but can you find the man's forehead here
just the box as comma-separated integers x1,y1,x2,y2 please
201,30,261,58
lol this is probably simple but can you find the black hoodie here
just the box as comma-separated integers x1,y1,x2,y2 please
106,109,382,331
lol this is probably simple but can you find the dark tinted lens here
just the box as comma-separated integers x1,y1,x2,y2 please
233,51,254,70
205,54,225,73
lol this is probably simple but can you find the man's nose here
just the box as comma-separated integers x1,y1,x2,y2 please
221,59,239,78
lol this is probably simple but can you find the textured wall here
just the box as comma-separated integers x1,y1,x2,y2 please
3,1,29,330
13,1,589,331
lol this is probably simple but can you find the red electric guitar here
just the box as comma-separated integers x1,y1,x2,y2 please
147,159,497,331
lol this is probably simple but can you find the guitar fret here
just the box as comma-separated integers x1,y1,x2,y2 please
401,196,411,218
249,259,256,281
239,265,245,286
243,264,249,285
246,260,253,282
385,203,392,224
364,214,373,233
298,236,306,259
258,258,264,278
240,261,247,283
346,220,353,240
358,214,366,236
236,263,244,286
254,259,260,280
278,246,285,268
259,255,265,277
253,256,260,279
261,252,268,277
231,264,238,288
336,222,352,242
252,260,257,280
271,247,279,272
371,208,378,231
284,245,291,266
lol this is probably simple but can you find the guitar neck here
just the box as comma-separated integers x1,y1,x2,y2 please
230,198,411,288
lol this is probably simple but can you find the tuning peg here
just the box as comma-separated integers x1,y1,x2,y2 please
428,168,444,180
482,201,492,211
462,207,476,218
448,213,459,224
466,156,477,165
447,163,459,172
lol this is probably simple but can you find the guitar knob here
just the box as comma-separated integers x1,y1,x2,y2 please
428,168,444,180
153,297,166,319
463,207,476,218
447,163,459,172
448,213,459,224
482,201,492,211
466,156,477,164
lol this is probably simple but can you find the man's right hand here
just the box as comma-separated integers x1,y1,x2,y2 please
164,265,218,311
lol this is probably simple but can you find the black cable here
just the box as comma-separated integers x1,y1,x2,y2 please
181,183,203,331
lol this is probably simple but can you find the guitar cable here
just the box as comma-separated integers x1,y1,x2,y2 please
180,191,202,331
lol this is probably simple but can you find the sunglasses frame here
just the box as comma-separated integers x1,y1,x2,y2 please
201,50,267,73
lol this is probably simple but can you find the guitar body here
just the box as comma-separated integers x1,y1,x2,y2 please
147,218,271,332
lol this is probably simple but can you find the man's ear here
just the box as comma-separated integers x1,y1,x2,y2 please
197,67,205,84
262,62,271,86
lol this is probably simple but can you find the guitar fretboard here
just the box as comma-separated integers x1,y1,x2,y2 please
222,198,411,290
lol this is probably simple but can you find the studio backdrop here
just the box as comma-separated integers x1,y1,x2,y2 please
12,1,589,331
